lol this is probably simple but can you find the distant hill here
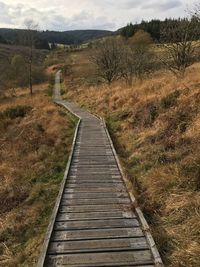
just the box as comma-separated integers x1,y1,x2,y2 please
40,30,114,44
0,28,114,46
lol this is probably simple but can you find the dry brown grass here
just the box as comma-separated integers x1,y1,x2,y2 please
0,85,75,266
66,56,200,267
0,44,48,64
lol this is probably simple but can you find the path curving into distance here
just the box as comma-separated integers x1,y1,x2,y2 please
37,71,163,267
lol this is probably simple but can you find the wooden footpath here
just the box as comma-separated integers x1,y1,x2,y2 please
37,73,163,266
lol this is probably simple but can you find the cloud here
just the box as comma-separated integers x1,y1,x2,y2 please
0,2,13,24
117,0,146,9
0,0,196,31
65,11,115,30
143,0,182,11
0,1,115,31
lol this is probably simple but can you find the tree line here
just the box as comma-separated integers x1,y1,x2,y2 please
0,29,50,50
0,20,48,97
0,29,113,48
92,15,200,84
120,17,200,42
92,31,154,85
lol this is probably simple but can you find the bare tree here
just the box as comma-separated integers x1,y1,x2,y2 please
24,19,38,95
0,62,12,97
11,55,28,88
189,3,200,20
120,46,135,85
160,18,200,77
125,30,153,83
91,38,124,84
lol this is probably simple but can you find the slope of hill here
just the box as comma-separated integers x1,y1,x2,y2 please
0,44,48,63
0,85,76,266
0,28,113,45
59,48,200,267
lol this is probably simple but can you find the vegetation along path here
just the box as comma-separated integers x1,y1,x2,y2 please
37,72,163,267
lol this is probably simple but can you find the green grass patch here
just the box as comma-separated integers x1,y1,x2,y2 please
1,105,32,119
161,90,181,109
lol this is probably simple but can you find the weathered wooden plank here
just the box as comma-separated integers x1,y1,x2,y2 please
45,251,153,266
64,186,126,193
56,211,136,221
61,197,130,205
68,174,122,179
55,218,139,230
73,155,113,158
62,192,129,199
65,183,124,189
48,237,149,254
70,165,118,169
69,181,122,185
70,171,118,174
72,154,114,157
52,227,144,242
72,163,117,166
66,181,123,186
59,204,131,213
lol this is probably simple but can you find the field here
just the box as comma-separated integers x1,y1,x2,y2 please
0,44,48,64
0,84,76,266
0,44,50,100
1,40,200,267
59,48,200,267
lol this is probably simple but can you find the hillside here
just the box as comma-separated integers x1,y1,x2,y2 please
56,48,200,267
0,85,76,266
0,44,49,98
0,44,48,64
0,28,113,45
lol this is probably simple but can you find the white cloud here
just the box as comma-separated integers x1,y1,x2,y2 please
0,0,196,31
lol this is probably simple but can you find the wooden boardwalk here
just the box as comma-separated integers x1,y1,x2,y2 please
37,73,163,266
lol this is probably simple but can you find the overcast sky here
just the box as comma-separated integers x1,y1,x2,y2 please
0,0,196,31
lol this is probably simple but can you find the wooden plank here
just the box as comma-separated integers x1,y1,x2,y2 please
45,251,153,266
56,211,136,221
59,204,131,213
70,169,120,172
64,186,126,193
48,237,149,254
65,183,124,189
67,179,122,184
62,192,129,199
68,174,122,179
73,155,113,157
61,198,130,205
66,181,123,186
55,218,140,230
52,228,144,242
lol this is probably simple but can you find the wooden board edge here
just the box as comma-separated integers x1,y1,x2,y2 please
36,103,81,267
101,118,164,267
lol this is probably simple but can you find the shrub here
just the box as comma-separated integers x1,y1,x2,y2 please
125,30,154,82
45,57,61,67
48,84,53,97
48,74,55,86
181,157,200,191
48,74,55,96
133,102,159,127
91,38,124,84
160,19,200,77
3,105,32,119
161,90,181,109
32,66,47,84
